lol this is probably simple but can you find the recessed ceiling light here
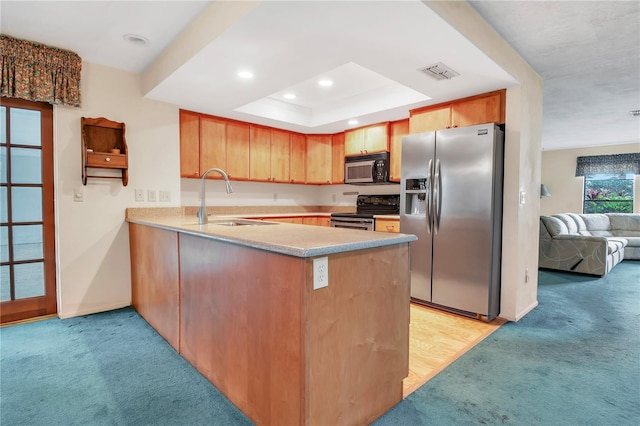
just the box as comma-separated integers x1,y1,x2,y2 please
238,71,254,79
283,93,296,100
123,34,149,46
348,119,358,125
318,79,333,87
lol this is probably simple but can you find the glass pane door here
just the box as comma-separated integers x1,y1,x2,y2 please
0,98,56,323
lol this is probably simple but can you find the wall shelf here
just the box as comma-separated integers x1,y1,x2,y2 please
81,117,128,186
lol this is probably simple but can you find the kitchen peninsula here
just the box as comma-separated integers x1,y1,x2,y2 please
126,208,416,425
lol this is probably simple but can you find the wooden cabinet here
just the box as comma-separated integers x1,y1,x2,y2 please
410,90,505,134
249,125,271,181
249,126,291,182
344,123,389,156
180,110,200,178
290,132,307,184
375,217,400,233
331,132,345,184
225,120,250,180
81,117,128,186
306,135,332,184
389,119,408,183
317,216,331,227
182,112,249,181
200,115,226,176
270,129,291,182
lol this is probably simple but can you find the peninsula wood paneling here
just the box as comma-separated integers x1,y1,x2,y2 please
129,224,180,350
307,245,410,425
178,234,306,425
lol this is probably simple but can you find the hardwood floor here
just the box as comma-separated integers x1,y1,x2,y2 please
403,303,506,396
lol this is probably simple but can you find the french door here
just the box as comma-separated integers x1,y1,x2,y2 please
0,97,57,323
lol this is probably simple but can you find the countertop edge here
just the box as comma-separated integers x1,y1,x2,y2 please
126,217,417,258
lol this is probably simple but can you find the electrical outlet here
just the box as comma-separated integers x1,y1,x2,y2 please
525,268,530,283
147,190,157,202
313,256,329,290
159,190,170,202
135,188,144,202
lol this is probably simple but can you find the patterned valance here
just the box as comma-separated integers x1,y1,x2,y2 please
1,34,81,107
575,153,640,177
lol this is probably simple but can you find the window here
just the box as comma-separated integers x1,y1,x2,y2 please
583,173,634,213
576,153,639,214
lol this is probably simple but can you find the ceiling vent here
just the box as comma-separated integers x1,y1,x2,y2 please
419,62,460,81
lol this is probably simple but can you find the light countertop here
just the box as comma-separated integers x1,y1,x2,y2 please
126,214,416,258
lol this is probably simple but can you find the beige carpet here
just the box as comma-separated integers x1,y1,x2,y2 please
403,303,506,396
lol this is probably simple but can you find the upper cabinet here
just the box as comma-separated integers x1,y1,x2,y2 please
250,126,291,182
179,110,200,178
290,132,307,184
344,123,389,156
409,90,505,134
331,132,345,184
389,119,409,183
224,120,250,180
306,135,332,184
179,89,505,185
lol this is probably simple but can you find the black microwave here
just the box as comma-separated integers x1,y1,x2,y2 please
344,152,393,185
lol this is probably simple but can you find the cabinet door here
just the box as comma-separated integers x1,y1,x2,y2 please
317,217,331,227
290,133,306,183
270,129,291,182
250,125,271,181
344,128,364,156
226,121,250,180
331,132,345,184
179,110,200,178
363,123,389,153
389,119,408,182
451,92,504,127
302,217,319,226
200,115,226,176
409,105,451,133
306,135,332,184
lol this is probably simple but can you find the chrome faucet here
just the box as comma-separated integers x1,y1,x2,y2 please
198,167,233,225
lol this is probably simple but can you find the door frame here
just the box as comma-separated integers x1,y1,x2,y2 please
1,97,57,323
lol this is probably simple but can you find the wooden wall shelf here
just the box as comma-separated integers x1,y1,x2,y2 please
81,117,128,186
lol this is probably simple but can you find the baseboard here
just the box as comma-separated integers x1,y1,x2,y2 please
514,300,539,322
58,302,131,319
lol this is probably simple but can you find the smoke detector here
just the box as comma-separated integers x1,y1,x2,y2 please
418,62,460,81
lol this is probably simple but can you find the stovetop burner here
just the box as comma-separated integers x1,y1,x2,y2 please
331,194,400,218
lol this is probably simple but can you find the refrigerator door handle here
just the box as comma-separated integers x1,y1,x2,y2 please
434,159,442,233
426,159,433,234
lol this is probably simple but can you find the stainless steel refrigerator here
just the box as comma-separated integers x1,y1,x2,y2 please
400,123,504,321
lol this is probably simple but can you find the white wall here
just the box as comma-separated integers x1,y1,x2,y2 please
54,62,180,318
180,178,401,208
541,142,640,215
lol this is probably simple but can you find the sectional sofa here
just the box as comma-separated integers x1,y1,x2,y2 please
539,213,640,276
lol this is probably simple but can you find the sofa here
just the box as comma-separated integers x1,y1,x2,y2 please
539,213,640,276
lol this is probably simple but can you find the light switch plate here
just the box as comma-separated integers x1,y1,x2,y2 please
159,190,170,202
135,188,144,202
147,190,157,202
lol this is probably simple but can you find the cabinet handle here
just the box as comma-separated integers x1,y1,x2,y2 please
452,124,458,128
105,157,111,162
445,125,451,129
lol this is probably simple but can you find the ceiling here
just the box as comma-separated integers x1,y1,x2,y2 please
1,1,638,151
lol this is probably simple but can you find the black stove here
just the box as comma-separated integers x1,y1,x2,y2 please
331,194,401,219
